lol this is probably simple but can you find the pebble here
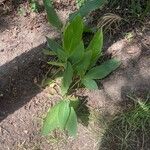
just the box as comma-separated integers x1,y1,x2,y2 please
0,49,4,52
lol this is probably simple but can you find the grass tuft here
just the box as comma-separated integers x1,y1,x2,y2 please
100,96,150,150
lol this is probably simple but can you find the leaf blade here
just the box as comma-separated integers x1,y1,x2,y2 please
65,107,77,137
61,62,73,95
69,41,84,65
87,28,103,66
82,78,98,90
75,50,92,77
41,101,61,135
46,37,67,62
43,0,63,29
58,100,70,130
46,37,62,50
85,59,121,79
63,15,83,54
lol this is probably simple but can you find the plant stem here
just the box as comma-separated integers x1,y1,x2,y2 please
51,67,63,79
69,79,81,92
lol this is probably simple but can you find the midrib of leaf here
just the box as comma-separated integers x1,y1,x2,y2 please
64,106,72,129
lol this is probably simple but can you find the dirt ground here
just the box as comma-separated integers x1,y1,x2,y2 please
0,1,150,150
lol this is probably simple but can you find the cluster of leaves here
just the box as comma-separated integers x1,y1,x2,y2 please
45,16,120,94
41,0,120,137
17,0,40,15
42,99,78,136
43,0,107,30
42,15,120,136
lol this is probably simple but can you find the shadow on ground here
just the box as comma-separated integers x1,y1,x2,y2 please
98,49,150,150
0,43,49,121
99,90,150,150
0,0,44,31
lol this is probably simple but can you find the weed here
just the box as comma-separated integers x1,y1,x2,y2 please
100,95,150,150
29,0,40,13
108,0,150,18
125,32,134,42
18,7,26,16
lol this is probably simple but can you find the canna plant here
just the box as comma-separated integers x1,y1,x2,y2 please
41,15,121,137
43,0,107,30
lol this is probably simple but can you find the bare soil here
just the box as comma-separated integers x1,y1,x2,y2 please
0,1,150,150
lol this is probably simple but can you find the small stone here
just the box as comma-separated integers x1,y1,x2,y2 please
24,130,28,134
34,77,38,83
0,93,3,97
0,49,4,52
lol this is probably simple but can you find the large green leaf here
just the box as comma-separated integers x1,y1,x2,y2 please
58,100,70,130
69,41,84,65
82,78,98,90
42,101,61,135
65,107,77,137
69,0,107,20
43,0,63,29
85,59,121,79
61,62,73,95
87,28,103,66
75,50,92,77
63,15,83,54
46,37,67,62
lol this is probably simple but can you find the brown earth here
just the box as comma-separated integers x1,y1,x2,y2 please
0,1,150,150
